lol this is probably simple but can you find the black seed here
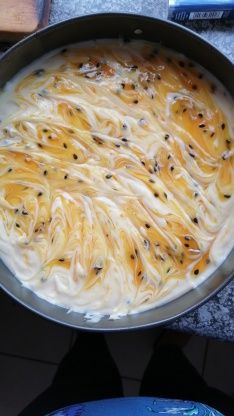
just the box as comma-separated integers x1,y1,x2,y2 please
156,74,161,80
74,108,81,113
194,192,198,197
170,166,174,172
8,168,12,172
184,243,190,248
59,258,65,262
105,174,112,179
64,174,68,180
178,61,185,67
189,144,193,149
182,108,187,113
43,128,48,133
224,194,231,199
121,82,125,89
63,143,67,149
121,137,128,142
194,269,199,275
122,123,127,129
16,223,20,228
115,143,121,148
92,136,104,145
33,69,45,76
164,192,168,199
210,83,216,93
145,223,150,228
198,113,203,118
133,99,138,104
38,192,43,197
48,135,52,139
79,63,83,69
141,161,145,166
221,123,225,130
149,178,155,183
166,268,171,273
154,192,159,198
43,170,48,176
189,152,195,158
226,139,231,148
164,134,169,140
199,123,205,128
193,217,198,224
130,254,135,260
94,266,103,275
130,65,138,71
144,239,150,249
131,83,136,90
167,155,171,160
210,132,215,138
73,153,78,160
138,270,142,276
38,143,43,148
15,208,19,213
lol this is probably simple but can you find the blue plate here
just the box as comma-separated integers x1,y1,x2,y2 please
47,397,223,416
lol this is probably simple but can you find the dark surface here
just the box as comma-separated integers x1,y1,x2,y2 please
19,333,234,416
0,13,233,339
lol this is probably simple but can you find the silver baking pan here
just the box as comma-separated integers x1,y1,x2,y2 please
0,13,233,330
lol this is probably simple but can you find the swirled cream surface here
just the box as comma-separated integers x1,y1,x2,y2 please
0,40,233,319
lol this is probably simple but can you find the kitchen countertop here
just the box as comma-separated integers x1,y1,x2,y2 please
49,0,234,341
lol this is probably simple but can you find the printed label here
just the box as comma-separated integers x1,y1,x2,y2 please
189,10,224,19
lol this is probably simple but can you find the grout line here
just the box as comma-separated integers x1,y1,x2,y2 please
0,351,58,366
201,339,209,377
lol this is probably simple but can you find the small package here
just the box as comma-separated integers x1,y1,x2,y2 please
168,0,234,22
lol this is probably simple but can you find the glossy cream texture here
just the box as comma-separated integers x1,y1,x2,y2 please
0,40,233,319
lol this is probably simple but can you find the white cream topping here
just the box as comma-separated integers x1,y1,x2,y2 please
0,40,233,319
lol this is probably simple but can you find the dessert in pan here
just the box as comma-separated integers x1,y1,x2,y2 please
0,40,233,319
